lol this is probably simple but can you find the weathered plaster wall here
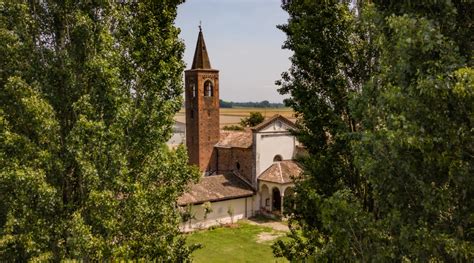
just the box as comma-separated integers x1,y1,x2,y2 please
180,197,254,232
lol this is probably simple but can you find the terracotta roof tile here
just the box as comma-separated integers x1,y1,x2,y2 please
258,160,303,184
215,130,253,148
178,173,254,205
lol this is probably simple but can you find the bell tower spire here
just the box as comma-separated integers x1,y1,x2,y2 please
185,27,220,174
191,25,212,69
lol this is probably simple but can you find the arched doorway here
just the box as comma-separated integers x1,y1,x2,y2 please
272,187,281,212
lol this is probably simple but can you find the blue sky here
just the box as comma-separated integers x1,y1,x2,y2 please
176,0,292,103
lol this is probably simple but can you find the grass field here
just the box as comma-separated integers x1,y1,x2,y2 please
175,107,295,127
186,221,288,263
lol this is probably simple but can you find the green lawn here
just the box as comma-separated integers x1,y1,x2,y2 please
186,221,288,263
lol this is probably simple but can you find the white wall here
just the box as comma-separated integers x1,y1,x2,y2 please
180,197,254,232
254,121,296,178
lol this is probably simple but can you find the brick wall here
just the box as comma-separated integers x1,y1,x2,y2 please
185,69,220,173
216,147,253,185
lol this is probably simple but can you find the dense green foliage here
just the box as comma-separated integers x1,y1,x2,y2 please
240,112,265,127
223,111,265,130
0,1,199,261
220,99,285,108
274,0,473,261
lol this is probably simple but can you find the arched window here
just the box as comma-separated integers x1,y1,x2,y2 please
273,155,283,162
236,161,241,170
204,80,213,97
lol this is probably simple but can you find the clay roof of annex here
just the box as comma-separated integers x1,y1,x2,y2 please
258,160,303,184
215,130,253,149
178,173,254,205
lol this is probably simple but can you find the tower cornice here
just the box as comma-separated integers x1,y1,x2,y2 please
185,69,219,73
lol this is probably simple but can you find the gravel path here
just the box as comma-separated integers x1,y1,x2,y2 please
256,232,285,243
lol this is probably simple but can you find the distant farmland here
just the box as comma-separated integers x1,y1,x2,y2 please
175,108,296,127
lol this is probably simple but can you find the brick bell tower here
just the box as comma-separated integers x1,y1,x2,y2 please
185,26,220,174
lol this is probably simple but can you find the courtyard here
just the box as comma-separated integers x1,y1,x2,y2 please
186,218,289,263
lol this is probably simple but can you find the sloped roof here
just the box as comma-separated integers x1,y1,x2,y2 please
251,114,296,132
191,28,212,69
178,173,254,205
258,160,303,184
215,130,253,148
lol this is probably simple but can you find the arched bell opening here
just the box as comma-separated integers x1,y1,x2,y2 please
204,80,214,97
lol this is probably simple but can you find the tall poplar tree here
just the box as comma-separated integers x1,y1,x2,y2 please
273,0,380,260
274,0,473,261
352,1,474,260
0,1,199,261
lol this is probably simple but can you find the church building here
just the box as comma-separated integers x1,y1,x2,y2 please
178,28,303,231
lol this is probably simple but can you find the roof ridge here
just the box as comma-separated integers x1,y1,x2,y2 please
232,170,256,191
277,162,283,183
251,114,296,132
257,162,277,179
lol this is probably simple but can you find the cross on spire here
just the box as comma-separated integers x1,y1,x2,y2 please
199,21,202,32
